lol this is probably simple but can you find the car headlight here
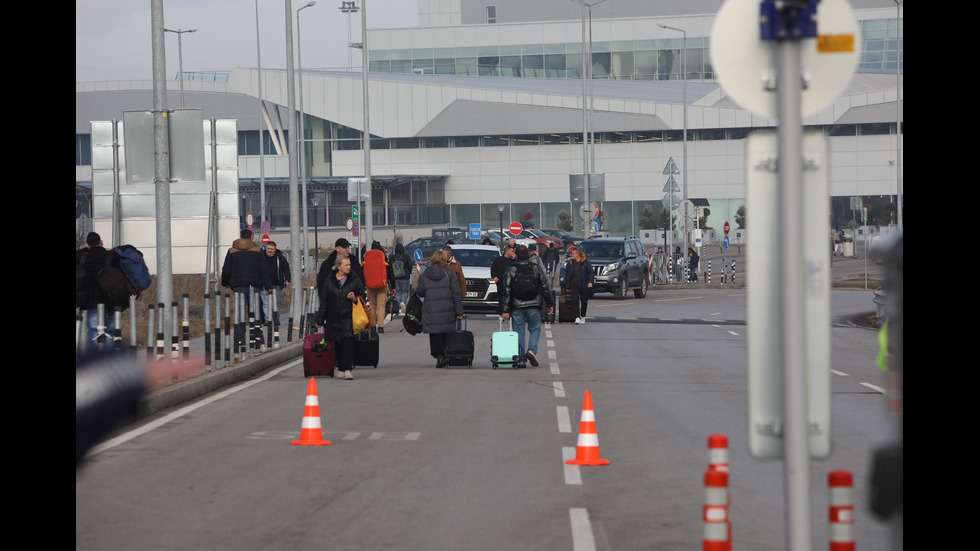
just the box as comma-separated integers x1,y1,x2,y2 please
606,262,619,271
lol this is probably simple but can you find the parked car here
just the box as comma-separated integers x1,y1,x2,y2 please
540,228,583,249
523,228,564,248
563,236,649,299
432,244,502,312
404,236,451,262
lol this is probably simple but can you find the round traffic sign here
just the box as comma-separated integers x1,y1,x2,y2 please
414,249,423,263
346,217,354,231
261,233,270,245
509,222,523,235
724,221,731,235
261,220,270,234
679,199,696,219
711,0,860,118
245,212,254,228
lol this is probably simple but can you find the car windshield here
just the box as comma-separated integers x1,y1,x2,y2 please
580,242,623,258
453,249,500,267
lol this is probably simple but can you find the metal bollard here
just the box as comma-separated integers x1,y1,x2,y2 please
156,302,166,360
828,470,855,551
181,294,190,362
204,292,212,367
113,307,123,350
707,259,712,284
223,294,231,363
146,304,155,362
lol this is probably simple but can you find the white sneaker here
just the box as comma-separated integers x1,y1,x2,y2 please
574,317,584,325
399,302,406,313
580,316,586,324
344,370,354,380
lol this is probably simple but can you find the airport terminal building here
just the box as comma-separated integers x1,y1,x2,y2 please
75,0,902,257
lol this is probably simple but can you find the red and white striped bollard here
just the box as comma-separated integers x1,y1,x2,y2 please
703,469,730,551
828,469,855,551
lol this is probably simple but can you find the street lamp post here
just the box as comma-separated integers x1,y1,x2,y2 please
297,1,316,274
498,204,505,249
659,23,688,272
339,1,359,72
163,28,197,108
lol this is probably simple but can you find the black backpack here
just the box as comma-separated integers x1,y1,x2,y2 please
402,292,423,335
510,264,538,301
95,253,140,311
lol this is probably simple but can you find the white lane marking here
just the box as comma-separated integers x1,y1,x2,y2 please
831,370,848,376
557,406,572,433
593,301,634,308
860,382,887,394
569,507,596,551
548,350,557,359
546,330,553,338
563,447,582,486
547,339,555,348
550,362,560,375
87,359,301,458
554,381,566,398
728,330,739,336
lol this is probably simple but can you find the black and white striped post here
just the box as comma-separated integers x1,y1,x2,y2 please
146,303,155,361
156,302,166,360
223,293,231,364
181,295,190,362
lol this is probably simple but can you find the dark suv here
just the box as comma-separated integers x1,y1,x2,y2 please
571,236,649,299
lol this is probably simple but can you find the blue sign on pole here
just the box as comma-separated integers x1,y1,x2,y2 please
724,235,730,249
469,223,481,239
414,249,423,263
591,217,600,234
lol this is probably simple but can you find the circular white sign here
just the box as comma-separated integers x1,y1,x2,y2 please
711,0,860,118
346,217,354,231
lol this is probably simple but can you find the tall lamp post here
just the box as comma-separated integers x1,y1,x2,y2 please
339,1,359,72
163,27,197,108
658,23,688,270
498,204,505,249
569,0,608,238
297,1,316,274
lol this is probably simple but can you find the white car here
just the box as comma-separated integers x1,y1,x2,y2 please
448,245,502,311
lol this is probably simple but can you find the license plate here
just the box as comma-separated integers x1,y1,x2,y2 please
466,292,478,298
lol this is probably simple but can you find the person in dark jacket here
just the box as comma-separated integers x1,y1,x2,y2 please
259,241,290,324
560,248,595,325
688,247,700,282
314,255,367,380
389,243,413,314
414,250,464,368
317,238,364,300
221,229,272,343
500,245,554,368
76,232,121,348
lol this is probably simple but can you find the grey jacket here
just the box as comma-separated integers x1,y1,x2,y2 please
415,265,464,334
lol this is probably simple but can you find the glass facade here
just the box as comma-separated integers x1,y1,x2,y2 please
369,19,901,80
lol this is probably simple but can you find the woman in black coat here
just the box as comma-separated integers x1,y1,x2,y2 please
414,250,464,367
315,256,366,380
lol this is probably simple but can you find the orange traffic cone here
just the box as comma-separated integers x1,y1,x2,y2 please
291,377,332,446
566,390,609,466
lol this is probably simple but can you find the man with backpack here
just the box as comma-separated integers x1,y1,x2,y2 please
389,243,413,314
500,245,554,368
76,232,121,348
361,241,394,333
260,241,291,325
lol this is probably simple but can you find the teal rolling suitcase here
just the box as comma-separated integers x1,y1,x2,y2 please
491,319,521,369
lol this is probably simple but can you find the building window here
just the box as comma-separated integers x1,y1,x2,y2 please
486,6,496,24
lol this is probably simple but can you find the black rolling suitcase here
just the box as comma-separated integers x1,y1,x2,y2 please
353,328,380,368
444,317,474,368
558,290,577,323
541,290,556,323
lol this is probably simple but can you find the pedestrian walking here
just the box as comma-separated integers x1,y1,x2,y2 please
314,256,366,380
560,247,595,325
500,245,553,367
414,250,465,368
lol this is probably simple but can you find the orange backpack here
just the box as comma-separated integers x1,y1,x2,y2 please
362,249,388,289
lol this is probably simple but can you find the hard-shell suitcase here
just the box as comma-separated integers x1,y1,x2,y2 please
304,333,336,377
491,319,520,369
353,328,380,368
444,317,474,368
541,289,556,324
558,290,577,323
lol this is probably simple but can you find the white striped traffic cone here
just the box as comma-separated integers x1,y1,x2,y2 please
565,390,610,466
291,377,332,446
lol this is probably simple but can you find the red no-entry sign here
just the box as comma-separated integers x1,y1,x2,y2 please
724,222,731,235
509,222,523,235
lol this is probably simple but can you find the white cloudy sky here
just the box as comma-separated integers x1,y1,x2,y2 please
76,0,418,82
